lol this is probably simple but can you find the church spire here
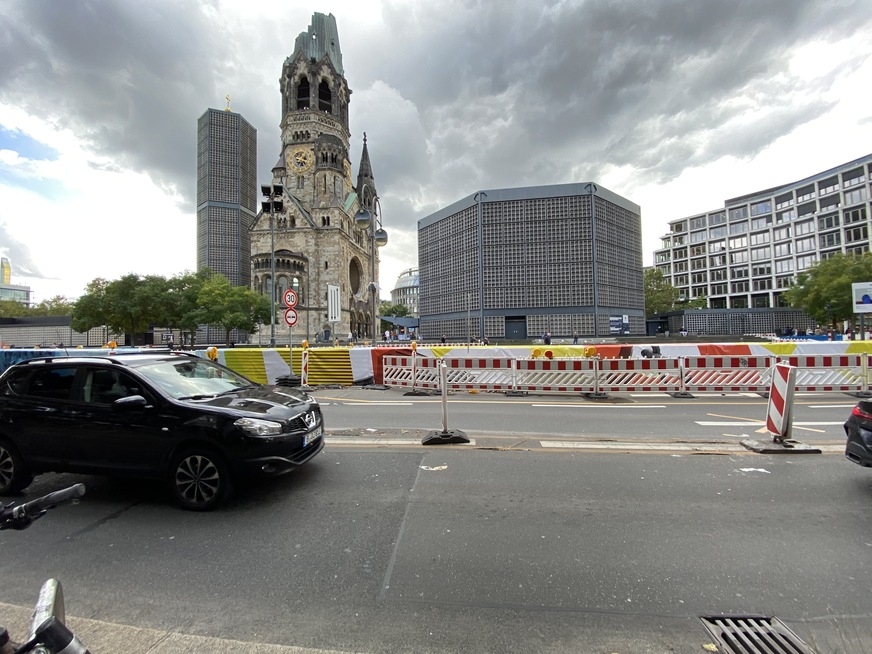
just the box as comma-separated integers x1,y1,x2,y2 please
356,132,377,207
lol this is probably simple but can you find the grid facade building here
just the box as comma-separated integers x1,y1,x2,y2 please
196,108,257,287
418,184,643,340
654,154,872,311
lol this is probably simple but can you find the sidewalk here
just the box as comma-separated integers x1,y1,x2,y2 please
1,603,358,654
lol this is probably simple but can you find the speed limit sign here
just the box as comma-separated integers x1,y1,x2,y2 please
283,308,298,327
283,289,298,307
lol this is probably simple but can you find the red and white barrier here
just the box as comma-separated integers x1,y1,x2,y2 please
597,358,681,392
515,358,598,393
681,356,773,392
766,362,796,442
379,351,872,397
775,354,865,392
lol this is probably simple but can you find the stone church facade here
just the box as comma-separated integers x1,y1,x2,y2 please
250,13,382,343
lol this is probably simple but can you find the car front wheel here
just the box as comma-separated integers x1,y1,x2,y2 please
170,449,232,511
0,439,34,495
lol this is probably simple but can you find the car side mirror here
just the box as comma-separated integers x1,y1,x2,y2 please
113,395,149,409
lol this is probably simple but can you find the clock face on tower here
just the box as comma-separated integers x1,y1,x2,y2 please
287,146,314,173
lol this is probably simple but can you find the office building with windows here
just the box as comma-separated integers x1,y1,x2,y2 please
196,108,257,287
654,154,872,329
418,183,643,340
390,268,419,316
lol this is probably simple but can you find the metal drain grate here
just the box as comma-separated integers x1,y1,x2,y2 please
700,615,813,654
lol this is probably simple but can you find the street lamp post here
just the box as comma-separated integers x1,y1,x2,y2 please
355,191,388,340
261,183,284,347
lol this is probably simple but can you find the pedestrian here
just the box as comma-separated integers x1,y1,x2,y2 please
544,332,551,345
482,335,489,346
440,334,446,344
572,331,578,345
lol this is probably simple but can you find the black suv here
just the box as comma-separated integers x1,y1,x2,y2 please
0,353,324,510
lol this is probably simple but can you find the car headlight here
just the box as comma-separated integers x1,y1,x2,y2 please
234,417,283,437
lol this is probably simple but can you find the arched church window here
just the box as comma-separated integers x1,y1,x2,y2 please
292,276,304,304
318,79,332,113
277,276,290,301
296,77,310,110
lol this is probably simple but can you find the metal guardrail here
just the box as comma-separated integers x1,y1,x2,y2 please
381,353,872,396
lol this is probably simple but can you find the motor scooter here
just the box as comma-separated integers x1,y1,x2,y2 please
0,484,89,654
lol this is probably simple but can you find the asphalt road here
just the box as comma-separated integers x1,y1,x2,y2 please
1,390,869,653
318,386,852,446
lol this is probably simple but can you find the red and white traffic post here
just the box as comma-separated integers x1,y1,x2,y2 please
766,362,797,443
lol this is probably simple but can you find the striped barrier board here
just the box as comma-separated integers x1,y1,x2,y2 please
597,358,682,392
766,362,796,441
382,356,442,390
515,358,597,393
443,357,515,390
775,354,865,392
682,356,773,392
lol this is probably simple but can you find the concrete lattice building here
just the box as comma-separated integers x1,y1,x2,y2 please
653,153,872,334
418,184,643,340
250,12,382,343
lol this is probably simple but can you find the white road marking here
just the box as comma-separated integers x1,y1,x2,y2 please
696,421,844,426
532,404,667,409
342,402,415,406
539,441,747,451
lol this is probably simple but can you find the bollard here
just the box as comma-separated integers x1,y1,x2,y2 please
422,360,470,445
301,340,310,388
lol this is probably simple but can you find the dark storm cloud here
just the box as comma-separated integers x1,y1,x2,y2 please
0,0,279,206
2,0,871,242
352,0,872,232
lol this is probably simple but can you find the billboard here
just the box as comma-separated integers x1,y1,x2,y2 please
852,282,872,314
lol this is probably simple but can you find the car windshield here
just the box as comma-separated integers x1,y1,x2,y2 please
136,358,256,399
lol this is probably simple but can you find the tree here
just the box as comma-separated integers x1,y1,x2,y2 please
198,275,270,345
102,274,171,343
71,278,110,334
31,296,75,316
0,299,31,318
379,301,409,318
783,252,872,327
165,269,212,346
644,268,680,316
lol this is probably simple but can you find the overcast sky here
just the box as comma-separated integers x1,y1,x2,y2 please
2,0,872,303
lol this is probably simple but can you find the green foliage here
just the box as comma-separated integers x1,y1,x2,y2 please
0,296,75,318
644,268,681,316
70,278,109,334
0,299,32,318
165,269,212,344
71,270,268,344
783,252,872,326
379,301,409,317
198,274,270,345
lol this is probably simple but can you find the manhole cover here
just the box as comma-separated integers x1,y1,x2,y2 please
700,615,813,653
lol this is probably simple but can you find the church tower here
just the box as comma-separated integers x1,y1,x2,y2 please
250,12,383,342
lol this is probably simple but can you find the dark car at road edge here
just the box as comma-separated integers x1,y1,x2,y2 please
844,400,872,467
0,353,324,510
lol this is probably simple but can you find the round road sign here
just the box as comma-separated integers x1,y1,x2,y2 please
283,308,298,327
283,289,298,307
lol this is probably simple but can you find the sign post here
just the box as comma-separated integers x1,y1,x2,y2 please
283,289,298,374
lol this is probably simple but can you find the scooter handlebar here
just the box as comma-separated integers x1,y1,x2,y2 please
18,484,86,517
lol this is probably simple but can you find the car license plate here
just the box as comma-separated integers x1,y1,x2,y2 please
304,425,322,447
